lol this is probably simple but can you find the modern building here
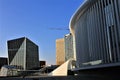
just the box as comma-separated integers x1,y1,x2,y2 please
0,65,17,77
0,57,8,69
64,33,74,61
7,37,39,70
70,0,120,69
40,61,46,68
56,38,65,65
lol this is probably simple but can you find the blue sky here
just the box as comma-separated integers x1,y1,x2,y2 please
0,0,84,65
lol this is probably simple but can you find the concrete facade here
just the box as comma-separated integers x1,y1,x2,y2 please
70,0,120,69
7,37,39,70
56,38,65,65
49,59,75,76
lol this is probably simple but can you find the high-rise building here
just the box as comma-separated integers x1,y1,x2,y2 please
64,33,74,61
70,0,120,69
56,38,65,65
7,37,39,70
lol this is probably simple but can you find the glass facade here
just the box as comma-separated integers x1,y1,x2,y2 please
26,38,39,70
8,38,25,69
8,37,39,70
0,58,7,68
64,34,74,61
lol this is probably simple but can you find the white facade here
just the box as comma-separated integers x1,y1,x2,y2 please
49,59,75,76
70,0,120,69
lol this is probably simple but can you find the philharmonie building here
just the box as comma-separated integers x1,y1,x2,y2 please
70,0,120,70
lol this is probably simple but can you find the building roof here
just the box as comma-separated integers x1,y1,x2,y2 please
69,0,96,32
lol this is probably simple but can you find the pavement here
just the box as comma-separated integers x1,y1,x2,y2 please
0,75,120,80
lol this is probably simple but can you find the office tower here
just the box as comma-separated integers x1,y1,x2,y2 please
64,33,74,61
70,0,120,68
56,38,65,65
7,37,39,70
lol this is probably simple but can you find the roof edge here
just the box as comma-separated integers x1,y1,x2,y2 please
69,0,95,33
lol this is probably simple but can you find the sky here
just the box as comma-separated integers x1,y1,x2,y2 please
0,0,84,65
